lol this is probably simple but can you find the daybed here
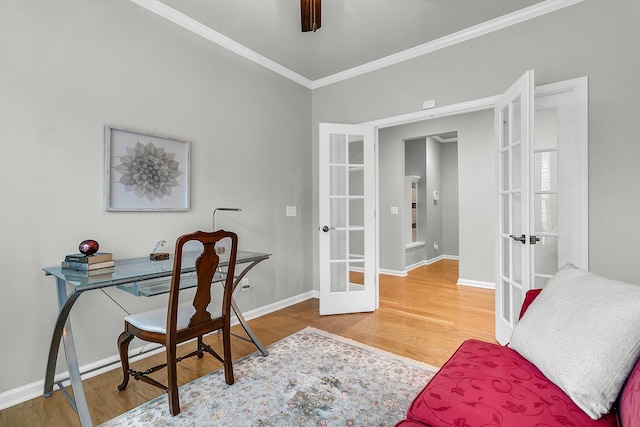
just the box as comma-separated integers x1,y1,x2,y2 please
396,265,640,427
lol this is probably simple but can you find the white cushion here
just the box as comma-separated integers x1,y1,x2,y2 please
125,302,222,334
509,264,640,419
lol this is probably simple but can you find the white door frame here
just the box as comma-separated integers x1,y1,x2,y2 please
362,76,588,289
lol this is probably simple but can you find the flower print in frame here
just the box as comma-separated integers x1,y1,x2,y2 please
104,125,190,211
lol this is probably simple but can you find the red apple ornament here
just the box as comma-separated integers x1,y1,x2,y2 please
79,239,99,256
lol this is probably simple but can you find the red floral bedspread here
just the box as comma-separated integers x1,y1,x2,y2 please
402,339,620,427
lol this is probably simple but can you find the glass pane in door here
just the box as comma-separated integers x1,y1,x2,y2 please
501,107,510,149
330,198,346,228
349,198,364,227
500,150,509,191
534,151,557,192
502,237,510,277
330,262,347,292
330,134,346,164
534,194,558,232
501,194,510,234
349,168,364,197
513,97,522,142
349,137,364,165
535,236,558,276
501,280,511,322
511,144,522,189
330,230,347,261
330,166,346,196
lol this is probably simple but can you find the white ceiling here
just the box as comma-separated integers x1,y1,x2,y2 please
133,0,578,87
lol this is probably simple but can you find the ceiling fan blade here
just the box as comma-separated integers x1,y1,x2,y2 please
301,0,321,32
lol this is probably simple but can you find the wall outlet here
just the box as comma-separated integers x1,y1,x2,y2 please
241,278,250,292
434,242,439,250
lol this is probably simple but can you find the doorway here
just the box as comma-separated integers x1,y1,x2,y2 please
400,133,459,273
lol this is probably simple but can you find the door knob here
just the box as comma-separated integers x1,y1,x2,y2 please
509,234,526,244
529,235,540,245
319,226,336,232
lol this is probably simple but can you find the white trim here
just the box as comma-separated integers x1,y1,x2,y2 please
312,0,585,88
385,255,460,277
457,279,496,289
128,0,313,89
432,135,458,144
366,96,499,129
0,290,316,411
379,268,408,277
129,0,584,90
405,241,425,249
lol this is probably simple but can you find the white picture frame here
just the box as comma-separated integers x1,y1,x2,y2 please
104,125,190,211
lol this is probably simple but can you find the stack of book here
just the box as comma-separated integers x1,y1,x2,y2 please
61,252,114,275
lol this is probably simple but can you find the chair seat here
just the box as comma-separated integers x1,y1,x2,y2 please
125,302,222,334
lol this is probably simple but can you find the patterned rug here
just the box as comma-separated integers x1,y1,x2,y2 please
100,327,437,427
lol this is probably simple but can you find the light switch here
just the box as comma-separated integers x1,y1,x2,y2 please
286,206,297,217
390,206,399,215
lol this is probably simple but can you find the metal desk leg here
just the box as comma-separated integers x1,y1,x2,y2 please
230,298,268,356
45,278,94,427
227,259,269,356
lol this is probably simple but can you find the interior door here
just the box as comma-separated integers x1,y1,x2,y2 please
319,123,376,315
495,70,534,345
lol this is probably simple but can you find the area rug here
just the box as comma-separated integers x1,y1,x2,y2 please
100,327,437,427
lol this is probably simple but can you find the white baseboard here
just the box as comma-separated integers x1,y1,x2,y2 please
407,254,459,271
0,290,316,411
332,255,461,280
378,268,407,277
457,278,495,289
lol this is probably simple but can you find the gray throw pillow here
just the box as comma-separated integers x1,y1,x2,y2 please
509,264,640,419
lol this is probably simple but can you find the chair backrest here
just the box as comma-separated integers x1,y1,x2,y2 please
165,230,238,346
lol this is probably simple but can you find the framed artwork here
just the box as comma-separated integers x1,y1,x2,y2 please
104,125,190,211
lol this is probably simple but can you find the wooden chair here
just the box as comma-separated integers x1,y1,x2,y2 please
117,230,238,416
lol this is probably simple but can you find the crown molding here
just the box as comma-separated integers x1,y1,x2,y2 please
311,0,585,89
130,0,584,91
129,0,314,89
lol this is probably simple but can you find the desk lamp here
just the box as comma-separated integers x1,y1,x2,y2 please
212,207,242,231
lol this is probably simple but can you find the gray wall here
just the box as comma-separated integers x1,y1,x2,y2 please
442,142,460,257
377,113,493,279
0,1,312,393
426,137,443,260
312,0,640,291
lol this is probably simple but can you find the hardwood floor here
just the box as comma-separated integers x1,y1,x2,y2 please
0,259,494,426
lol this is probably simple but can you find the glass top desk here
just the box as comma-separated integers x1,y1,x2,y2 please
43,250,270,427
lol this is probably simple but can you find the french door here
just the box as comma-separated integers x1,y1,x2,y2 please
496,71,534,344
496,72,588,344
318,123,376,315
